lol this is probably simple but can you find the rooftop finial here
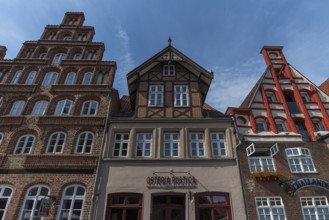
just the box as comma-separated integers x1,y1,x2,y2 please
168,36,172,46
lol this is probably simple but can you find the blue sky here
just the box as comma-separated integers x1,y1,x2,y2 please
1,0,329,112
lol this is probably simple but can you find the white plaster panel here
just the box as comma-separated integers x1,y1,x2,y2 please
308,110,322,118
306,103,319,109
236,114,250,126
324,104,329,108
269,103,284,110
290,67,301,78
251,103,265,108
263,79,274,84
279,79,290,84
265,70,272,78
271,111,287,119
281,84,293,91
254,92,263,102
252,109,267,117
263,84,277,91
295,78,306,83
298,84,311,91
319,92,329,102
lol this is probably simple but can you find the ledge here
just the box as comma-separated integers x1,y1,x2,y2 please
50,84,112,93
0,84,36,93
38,116,105,126
0,116,24,125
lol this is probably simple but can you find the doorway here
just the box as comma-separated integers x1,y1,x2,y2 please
152,194,185,220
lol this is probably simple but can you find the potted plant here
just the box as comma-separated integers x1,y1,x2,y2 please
251,169,281,181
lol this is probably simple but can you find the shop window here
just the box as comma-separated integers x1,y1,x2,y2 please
82,72,93,85
275,120,287,132
58,185,85,219
255,197,286,220
25,71,37,85
9,100,25,115
80,100,98,116
55,99,73,115
247,143,278,172
31,100,48,115
256,118,268,132
42,72,58,86
313,119,324,131
211,132,226,157
113,133,129,157
46,132,66,154
190,132,204,157
196,192,232,220
301,92,310,102
163,132,179,157
301,197,329,220
11,70,22,84
14,135,35,154
19,185,49,220
105,193,142,220
52,53,66,65
163,65,175,76
75,131,94,154
135,133,152,157
174,85,189,107
148,85,164,107
64,72,76,85
285,148,316,173
0,185,13,220
266,92,276,103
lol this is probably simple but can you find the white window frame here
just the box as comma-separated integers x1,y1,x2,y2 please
80,100,98,116
275,120,287,132
64,72,76,85
9,100,25,116
163,132,179,157
174,85,189,107
286,148,316,173
31,100,48,115
210,132,227,157
246,143,255,157
82,72,93,85
0,132,3,145
55,99,73,115
75,132,94,154
96,73,108,85
112,133,129,157
52,53,66,65
14,135,35,154
163,65,175,76
0,185,13,220
255,197,286,220
301,197,329,220
249,157,276,172
25,71,37,85
135,133,152,157
73,53,81,60
256,119,268,132
11,70,22,84
46,132,66,154
19,185,49,220
266,92,276,103
190,132,205,157
42,72,58,86
301,92,310,103
313,119,324,132
57,185,86,220
148,85,164,107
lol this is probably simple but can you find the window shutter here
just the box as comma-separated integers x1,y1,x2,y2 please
246,143,255,157
270,143,279,157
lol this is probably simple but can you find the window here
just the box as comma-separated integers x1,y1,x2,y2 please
196,192,232,220
0,133,3,144
0,97,3,109
39,53,46,59
163,65,175,76
55,99,73,115
148,85,164,107
81,101,98,116
46,132,66,153
64,72,76,85
275,120,287,132
58,185,85,220
14,135,35,154
9,100,25,115
211,132,226,157
163,132,179,157
266,92,276,103
25,71,37,85
301,92,310,102
286,148,316,173
0,185,13,220
20,185,49,220
255,197,286,220
113,133,129,157
52,53,66,65
82,72,93,85
31,100,48,115
256,119,268,132
105,193,142,220
174,85,189,107
313,119,324,131
96,73,108,84
63,35,71,40
42,72,58,86
87,50,97,60
301,197,329,220
190,132,204,157
11,70,21,84
136,133,152,157
247,143,278,172
73,53,81,60
75,132,94,154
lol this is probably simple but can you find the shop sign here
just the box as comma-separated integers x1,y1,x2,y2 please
291,178,329,192
147,175,198,188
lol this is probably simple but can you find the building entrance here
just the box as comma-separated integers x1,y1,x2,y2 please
152,195,185,220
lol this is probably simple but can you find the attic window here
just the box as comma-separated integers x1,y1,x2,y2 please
163,65,175,76
246,143,279,157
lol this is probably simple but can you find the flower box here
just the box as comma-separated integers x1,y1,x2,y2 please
251,169,281,182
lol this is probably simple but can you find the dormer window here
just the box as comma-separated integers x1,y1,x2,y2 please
275,120,287,132
256,118,268,132
163,65,175,76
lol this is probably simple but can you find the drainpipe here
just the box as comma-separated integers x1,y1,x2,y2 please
232,116,248,220
89,88,113,220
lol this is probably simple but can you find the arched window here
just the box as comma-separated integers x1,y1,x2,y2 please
39,53,46,59
256,118,268,132
52,53,66,65
64,72,76,85
11,70,22,84
80,101,98,115
31,100,48,115
73,53,81,60
75,132,94,154
46,132,66,153
55,99,73,115
57,185,86,219
82,72,93,85
9,100,25,115
20,185,49,220
0,185,13,220
266,92,276,103
42,72,58,86
25,71,37,85
96,73,108,84
301,92,310,102
275,119,287,132
14,135,35,154
313,119,324,131
63,35,72,40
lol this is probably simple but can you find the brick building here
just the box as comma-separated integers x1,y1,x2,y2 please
0,12,116,219
227,46,329,219
92,42,245,220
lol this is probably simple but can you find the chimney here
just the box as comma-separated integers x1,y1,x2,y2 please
0,46,7,59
